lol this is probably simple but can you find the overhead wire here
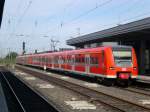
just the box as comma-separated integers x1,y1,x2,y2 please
8,0,23,36
121,10,150,24
118,0,142,24
5,0,33,55
62,0,113,26
12,0,33,36
17,1,32,27
64,0,150,39
61,0,79,24
2,0,24,53
44,0,113,34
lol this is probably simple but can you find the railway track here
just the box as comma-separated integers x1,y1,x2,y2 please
119,87,150,97
16,65,150,112
0,69,60,112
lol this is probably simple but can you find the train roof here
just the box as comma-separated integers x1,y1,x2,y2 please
18,45,132,57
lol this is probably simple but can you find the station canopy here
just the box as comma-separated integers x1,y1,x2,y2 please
67,17,150,46
0,0,5,27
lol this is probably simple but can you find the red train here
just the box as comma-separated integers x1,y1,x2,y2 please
16,46,138,86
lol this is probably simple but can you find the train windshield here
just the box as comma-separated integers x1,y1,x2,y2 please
113,50,132,67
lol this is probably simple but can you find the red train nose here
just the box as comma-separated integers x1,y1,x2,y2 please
118,73,130,79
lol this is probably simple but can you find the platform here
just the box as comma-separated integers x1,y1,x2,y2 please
13,68,104,112
14,65,150,110
137,75,150,84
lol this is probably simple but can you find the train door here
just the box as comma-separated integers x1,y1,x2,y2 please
52,56,54,69
101,50,105,74
48,56,51,68
46,56,48,66
72,55,75,71
39,56,41,66
59,56,61,69
43,56,47,70
85,54,90,74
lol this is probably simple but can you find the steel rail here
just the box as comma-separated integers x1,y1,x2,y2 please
16,65,150,112
120,87,150,97
1,70,60,112
11,71,63,112
0,71,26,112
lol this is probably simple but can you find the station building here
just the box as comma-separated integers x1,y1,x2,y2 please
67,17,150,75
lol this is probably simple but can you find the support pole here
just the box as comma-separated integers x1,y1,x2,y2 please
140,40,146,75
148,42,150,74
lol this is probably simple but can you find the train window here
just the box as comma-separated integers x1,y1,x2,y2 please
51,56,53,64
38,57,39,62
90,57,99,65
69,57,71,64
63,57,65,64
113,50,132,67
61,57,63,64
78,57,80,63
66,57,68,63
79,57,85,64
48,57,51,64
75,57,78,63
102,50,104,62
63,57,67,64
83,57,85,63
59,57,61,64
81,57,83,63
35,57,37,63
60,57,65,64
71,56,75,64
75,55,85,64
35,57,37,62
85,57,87,64
80,58,82,63
41,57,42,62
56,57,59,64
43,57,45,62
67,57,70,64
79,58,81,63
85,57,89,64
67,56,72,64
42,57,45,62
39,56,41,62
54,57,56,64
95,57,99,64
45,57,48,63
78,58,80,63
44,57,46,63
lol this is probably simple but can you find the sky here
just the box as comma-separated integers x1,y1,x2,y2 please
1,0,150,56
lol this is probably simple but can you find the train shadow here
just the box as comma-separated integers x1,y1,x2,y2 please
48,69,96,83
24,65,150,88
46,69,124,87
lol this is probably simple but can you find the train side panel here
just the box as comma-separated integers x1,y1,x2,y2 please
16,46,138,84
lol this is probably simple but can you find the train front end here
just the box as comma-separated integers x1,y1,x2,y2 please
106,46,138,85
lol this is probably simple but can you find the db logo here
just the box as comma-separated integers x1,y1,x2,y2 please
122,68,127,71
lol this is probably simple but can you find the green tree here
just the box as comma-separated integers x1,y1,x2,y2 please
5,52,18,59
4,52,18,65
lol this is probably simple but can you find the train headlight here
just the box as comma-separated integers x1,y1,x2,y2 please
133,67,137,70
109,67,115,70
